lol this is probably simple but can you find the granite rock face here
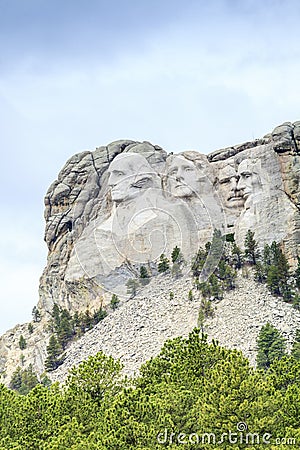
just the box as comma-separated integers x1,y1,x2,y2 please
1,121,300,383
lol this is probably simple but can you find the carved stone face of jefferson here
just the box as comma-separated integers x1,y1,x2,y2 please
166,155,203,198
107,153,157,204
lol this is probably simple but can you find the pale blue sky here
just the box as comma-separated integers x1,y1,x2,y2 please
1,0,300,334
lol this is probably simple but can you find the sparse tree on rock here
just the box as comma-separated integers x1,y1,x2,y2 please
244,229,260,265
158,254,170,273
139,266,150,285
111,294,120,310
32,306,41,322
19,335,26,350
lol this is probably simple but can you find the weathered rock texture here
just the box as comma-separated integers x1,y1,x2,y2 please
1,121,300,384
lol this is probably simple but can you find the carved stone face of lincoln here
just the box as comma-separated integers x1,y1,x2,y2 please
217,165,245,209
237,159,262,200
107,153,156,204
166,155,203,198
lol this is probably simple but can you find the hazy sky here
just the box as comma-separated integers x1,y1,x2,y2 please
1,0,300,335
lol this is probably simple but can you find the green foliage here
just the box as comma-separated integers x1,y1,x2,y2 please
232,242,243,269
45,335,64,372
9,364,39,395
197,298,214,332
294,256,300,289
18,335,26,350
244,229,260,264
171,245,181,263
256,323,286,370
27,323,34,334
191,246,207,277
1,331,300,449
188,289,193,301
32,306,41,322
110,293,120,310
169,291,174,300
47,303,107,351
158,253,170,273
139,265,150,285
291,330,300,361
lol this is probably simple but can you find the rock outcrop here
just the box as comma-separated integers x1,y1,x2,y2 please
1,121,300,384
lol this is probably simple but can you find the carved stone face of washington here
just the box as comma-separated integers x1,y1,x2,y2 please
107,153,157,204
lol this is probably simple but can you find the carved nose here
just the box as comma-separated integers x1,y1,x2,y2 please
236,178,244,191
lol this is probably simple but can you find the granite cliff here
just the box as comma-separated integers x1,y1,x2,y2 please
1,121,300,384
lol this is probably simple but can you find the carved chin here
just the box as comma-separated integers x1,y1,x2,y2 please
171,185,194,198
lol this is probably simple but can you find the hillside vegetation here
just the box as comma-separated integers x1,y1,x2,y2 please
1,330,300,449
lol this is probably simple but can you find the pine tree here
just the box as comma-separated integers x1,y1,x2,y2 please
19,364,39,395
139,266,150,285
158,254,170,273
28,323,34,334
9,367,22,391
294,256,300,289
291,329,300,361
45,335,64,371
266,242,291,300
111,294,120,310
244,229,260,265
256,323,286,370
171,246,181,263
9,365,39,395
19,335,26,350
93,307,107,323
191,247,207,277
57,309,74,349
232,243,243,269
32,306,41,322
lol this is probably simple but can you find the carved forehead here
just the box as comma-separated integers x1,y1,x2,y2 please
219,165,237,179
167,155,195,170
108,152,153,174
238,158,260,174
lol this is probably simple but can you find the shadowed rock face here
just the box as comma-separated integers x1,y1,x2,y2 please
1,121,300,383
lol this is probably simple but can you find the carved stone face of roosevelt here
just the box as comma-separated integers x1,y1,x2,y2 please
107,153,156,204
217,165,245,209
166,155,202,198
237,159,262,200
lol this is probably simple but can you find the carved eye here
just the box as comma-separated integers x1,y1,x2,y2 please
114,171,124,177
169,169,177,176
185,167,193,172
219,178,229,184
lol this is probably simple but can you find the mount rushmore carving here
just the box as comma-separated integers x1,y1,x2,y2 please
39,121,300,312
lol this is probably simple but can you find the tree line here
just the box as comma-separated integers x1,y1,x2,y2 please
1,330,300,449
